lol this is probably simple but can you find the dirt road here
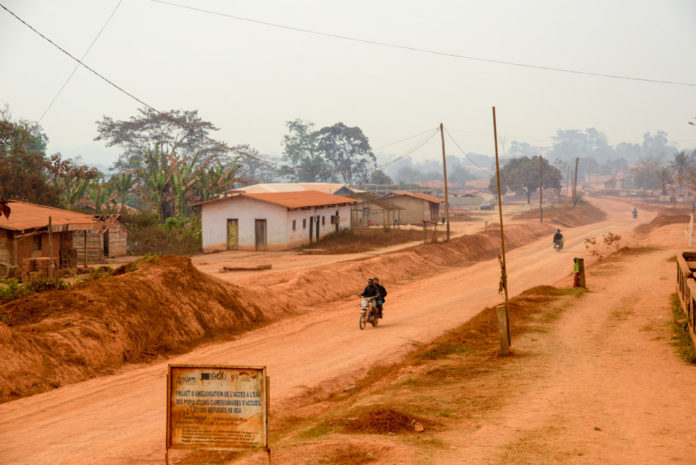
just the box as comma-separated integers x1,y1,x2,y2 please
0,198,659,464
435,246,696,464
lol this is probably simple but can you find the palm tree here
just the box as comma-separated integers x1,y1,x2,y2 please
670,151,692,196
655,167,673,196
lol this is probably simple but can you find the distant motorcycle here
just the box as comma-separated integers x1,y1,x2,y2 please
553,238,564,251
632,209,638,219
359,296,379,330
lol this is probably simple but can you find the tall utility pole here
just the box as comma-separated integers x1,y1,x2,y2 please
492,107,510,350
539,155,543,223
440,123,450,241
573,157,579,207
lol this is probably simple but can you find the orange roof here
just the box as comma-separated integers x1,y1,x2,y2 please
194,190,357,209
0,201,102,232
390,191,444,204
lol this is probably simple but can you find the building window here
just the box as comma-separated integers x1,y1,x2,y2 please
322,216,325,225
303,218,306,229
33,235,42,251
292,220,296,231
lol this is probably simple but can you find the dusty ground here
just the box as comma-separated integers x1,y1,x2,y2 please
0,197,693,464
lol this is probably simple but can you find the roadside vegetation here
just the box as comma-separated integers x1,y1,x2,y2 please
670,294,696,364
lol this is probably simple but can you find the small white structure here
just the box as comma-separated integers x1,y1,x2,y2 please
195,190,357,252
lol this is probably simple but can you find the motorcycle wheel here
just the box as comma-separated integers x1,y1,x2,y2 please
359,313,366,330
371,311,379,327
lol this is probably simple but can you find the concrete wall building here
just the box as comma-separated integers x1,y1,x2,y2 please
383,191,444,225
196,190,357,252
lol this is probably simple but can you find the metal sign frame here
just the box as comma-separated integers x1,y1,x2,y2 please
166,364,269,452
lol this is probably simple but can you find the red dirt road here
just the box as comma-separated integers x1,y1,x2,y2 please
0,198,682,464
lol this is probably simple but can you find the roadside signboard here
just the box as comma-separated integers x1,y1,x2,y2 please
166,365,268,451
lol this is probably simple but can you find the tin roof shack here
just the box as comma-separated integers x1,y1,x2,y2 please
0,201,127,279
195,190,357,252
383,191,444,225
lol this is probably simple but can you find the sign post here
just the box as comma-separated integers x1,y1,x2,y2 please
166,365,269,462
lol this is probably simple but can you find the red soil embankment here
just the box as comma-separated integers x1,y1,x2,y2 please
0,257,284,403
634,214,690,234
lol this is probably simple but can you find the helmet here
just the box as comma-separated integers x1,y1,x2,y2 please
556,229,561,233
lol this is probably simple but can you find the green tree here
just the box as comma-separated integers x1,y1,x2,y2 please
314,122,376,183
281,119,376,183
489,156,562,204
655,167,673,196
0,108,61,205
281,119,330,182
370,169,392,185
631,155,662,191
95,107,232,171
670,151,692,193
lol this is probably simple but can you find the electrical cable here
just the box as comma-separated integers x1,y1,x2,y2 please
150,0,696,88
1,2,438,177
38,0,123,122
444,127,483,169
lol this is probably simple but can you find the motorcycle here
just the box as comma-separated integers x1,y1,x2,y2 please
632,210,638,219
553,238,564,251
359,296,379,330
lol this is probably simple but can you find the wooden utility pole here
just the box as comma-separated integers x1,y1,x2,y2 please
439,123,450,241
492,107,510,349
539,155,543,223
48,216,54,278
573,157,579,207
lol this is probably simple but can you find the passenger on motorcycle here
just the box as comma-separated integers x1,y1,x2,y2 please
553,229,564,246
373,277,387,319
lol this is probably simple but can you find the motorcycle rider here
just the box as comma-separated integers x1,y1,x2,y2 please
373,277,387,319
359,278,379,320
553,229,564,247
632,208,638,219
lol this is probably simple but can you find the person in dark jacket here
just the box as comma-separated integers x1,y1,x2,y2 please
373,277,387,319
553,229,564,245
360,278,378,299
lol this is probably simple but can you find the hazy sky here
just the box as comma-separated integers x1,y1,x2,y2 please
1,0,695,169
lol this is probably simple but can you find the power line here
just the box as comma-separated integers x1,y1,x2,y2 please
39,0,123,122
0,3,436,177
444,127,483,169
151,0,696,88
373,127,439,151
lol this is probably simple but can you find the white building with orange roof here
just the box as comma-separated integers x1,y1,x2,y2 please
193,190,357,251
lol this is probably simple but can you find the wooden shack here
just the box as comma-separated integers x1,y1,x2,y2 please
0,201,128,279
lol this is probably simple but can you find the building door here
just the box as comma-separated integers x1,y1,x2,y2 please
255,219,267,250
309,216,314,243
103,230,109,257
315,215,320,241
226,219,238,250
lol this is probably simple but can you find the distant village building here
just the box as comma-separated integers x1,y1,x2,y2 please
383,191,444,225
0,201,127,279
195,190,357,251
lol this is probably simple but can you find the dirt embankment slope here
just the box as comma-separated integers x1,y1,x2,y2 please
0,204,603,403
634,214,690,234
0,257,277,403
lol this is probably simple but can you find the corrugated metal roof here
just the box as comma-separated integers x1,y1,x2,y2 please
0,201,103,232
194,190,357,209
388,191,445,204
